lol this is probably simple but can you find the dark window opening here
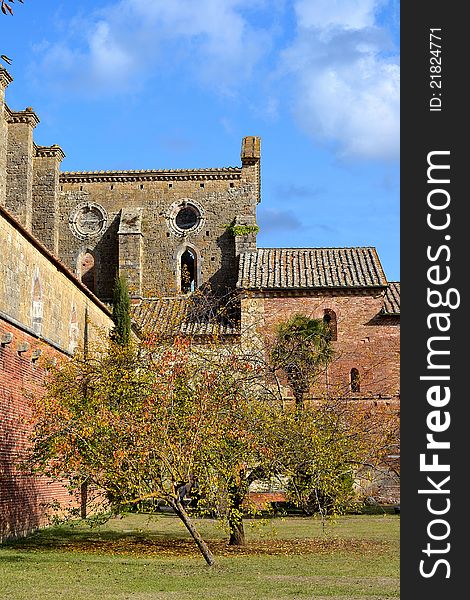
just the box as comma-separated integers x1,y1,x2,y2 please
176,206,199,230
323,309,337,340
181,249,196,293
350,368,360,393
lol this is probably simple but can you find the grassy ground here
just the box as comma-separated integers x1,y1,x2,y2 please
0,513,399,600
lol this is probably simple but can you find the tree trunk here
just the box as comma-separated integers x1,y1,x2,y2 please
171,499,216,566
80,480,88,519
227,472,247,546
294,389,304,412
228,515,245,546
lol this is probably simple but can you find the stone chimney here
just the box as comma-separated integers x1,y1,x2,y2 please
240,136,261,205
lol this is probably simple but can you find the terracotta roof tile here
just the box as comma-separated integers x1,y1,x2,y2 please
237,247,387,290
382,282,400,315
131,296,240,336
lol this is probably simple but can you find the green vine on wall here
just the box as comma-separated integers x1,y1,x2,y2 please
225,221,260,237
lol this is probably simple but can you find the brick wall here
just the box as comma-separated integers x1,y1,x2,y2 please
242,290,400,399
0,321,79,541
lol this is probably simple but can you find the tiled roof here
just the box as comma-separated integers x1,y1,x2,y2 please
382,282,400,315
131,297,240,337
237,247,387,290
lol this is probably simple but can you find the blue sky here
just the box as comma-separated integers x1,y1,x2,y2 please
1,0,399,280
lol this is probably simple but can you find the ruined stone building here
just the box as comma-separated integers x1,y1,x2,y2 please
0,66,399,539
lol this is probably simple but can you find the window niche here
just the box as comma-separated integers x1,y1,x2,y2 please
350,368,360,393
323,309,337,340
31,271,43,336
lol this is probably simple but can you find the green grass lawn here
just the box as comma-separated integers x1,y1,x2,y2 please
0,513,399,600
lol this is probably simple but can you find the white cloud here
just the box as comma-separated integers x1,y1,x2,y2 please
295,0,381,30
32,0,399,161
35,0,272,95
283,0,399,161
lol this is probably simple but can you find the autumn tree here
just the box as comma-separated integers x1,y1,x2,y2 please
27,331,271,565
267,397,399,521
267,313,398,518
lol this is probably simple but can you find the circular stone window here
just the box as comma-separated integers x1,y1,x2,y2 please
69,202,108,240
175,205,199,230
167,200,204,236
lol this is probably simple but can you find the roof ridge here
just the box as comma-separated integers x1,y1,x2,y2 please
61,166,241,175
256,246,378,251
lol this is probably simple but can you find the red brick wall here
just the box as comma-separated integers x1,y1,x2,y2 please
261,291,400,399
0,319,76,541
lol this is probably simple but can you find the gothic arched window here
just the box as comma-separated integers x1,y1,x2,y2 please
323,309,337,340
181,248,196,293
350,368,360,393
80,251,96,293
69,306,79,354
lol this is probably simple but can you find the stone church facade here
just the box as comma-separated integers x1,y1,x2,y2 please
0,67,399,539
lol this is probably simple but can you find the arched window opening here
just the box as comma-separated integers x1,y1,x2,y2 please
32,274,43,335
181,248,196,293
323,309,337,340
350,368,360,393
80,252,96,294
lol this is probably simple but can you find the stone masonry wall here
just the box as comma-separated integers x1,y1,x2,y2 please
5,110,38,231
0,69,12,207
58,137,260,301
0,205,113,540
0,206,113,354
32,146,65,256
